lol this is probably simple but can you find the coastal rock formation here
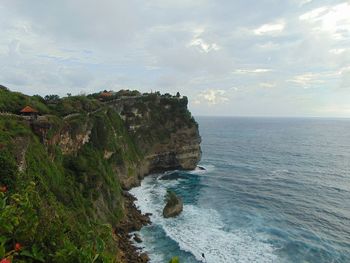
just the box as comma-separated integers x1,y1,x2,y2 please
0,88,200,263
115,192,151,262
110,93,202,175
133,233,142,243
163,191,183,218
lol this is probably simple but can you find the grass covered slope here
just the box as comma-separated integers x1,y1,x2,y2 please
0,87,200,262
0,115,123,262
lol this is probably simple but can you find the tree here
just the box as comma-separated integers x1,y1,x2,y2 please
0,85,9,91
176,92,180,98
44,94,60,103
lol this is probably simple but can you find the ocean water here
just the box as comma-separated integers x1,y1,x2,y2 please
130,117,350,263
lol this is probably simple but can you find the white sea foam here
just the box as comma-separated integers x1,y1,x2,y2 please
130,175,278,263
189,164,216,175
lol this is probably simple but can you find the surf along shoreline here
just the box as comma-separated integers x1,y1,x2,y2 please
117,166,205,262
114,190,151,263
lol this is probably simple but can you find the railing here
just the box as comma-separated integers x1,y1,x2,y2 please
0,111,17,116
0,111,24,119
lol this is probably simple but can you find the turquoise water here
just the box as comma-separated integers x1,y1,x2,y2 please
130,117,350,262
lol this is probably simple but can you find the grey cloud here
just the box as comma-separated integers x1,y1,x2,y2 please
0,0,349,116
4,0,144,48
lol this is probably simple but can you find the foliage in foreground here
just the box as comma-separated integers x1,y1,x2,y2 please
169,256,180,263
0,170,117,263
0,116,119,262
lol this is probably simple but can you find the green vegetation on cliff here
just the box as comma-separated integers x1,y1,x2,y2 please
0,87,200,262
0,115,120,262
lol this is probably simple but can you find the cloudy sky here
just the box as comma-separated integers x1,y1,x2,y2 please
0,0,349,117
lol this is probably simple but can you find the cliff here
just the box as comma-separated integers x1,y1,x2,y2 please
0,87,201,262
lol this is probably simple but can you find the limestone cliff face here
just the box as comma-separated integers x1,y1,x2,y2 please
107,94,201,188
144,126,201,171
31,116,92,155
26,94,200,235
57,127,92,155
34,94,201,190
2,90,200,263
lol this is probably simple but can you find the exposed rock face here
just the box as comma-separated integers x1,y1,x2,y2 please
2,88,200,263
115,192,151,263
58,128,91,155
28,93,201,262
31,117,92,155
145,126,201,172
133,233,142,243
112,95,202,176
38,95,201,182
13,137,29,172
163,192,183,218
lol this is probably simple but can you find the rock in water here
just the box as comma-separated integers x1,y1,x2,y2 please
140,253,150,262
163,191,183,218
197,165,206,170
133,233,142,243
159,171,188,180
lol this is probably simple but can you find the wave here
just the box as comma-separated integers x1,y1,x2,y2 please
189,164,216,175
130,175,278,263
162,205,277,263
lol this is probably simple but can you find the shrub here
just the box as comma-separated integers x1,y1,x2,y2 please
0,150,17,189
169,256,180,263
0,182,44,262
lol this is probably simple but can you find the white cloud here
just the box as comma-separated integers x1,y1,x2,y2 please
299,3,350,40
233,68,272,74
146,0,210,9
288,73,324,88
193,99,201,105
256,41,280,50
329,48,346,55
253,21,285,35
197,89,229,105
339,66,350,74
188,28,220,53
230,86,239,92
1,1,349,117
299,7,328,21
189,38,220,53
298,0,313,7
339,66,350,89
318,105,350,115
259,82,276,88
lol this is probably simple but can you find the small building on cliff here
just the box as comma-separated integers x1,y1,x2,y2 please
99,91,113,101
20,106,39,120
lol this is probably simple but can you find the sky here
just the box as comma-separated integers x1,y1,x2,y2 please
0,0,349,117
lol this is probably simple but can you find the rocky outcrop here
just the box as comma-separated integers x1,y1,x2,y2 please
29,92,201,262
115,192,151,263
110,95,201,175
1,88,200,263
163,191,183,218
31,117,92,155
57,128,91,155
133,233,142,243
145,126,201,172
13,137,29,172
36,95,201,177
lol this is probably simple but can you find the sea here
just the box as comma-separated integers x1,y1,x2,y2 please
130,117,350,263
